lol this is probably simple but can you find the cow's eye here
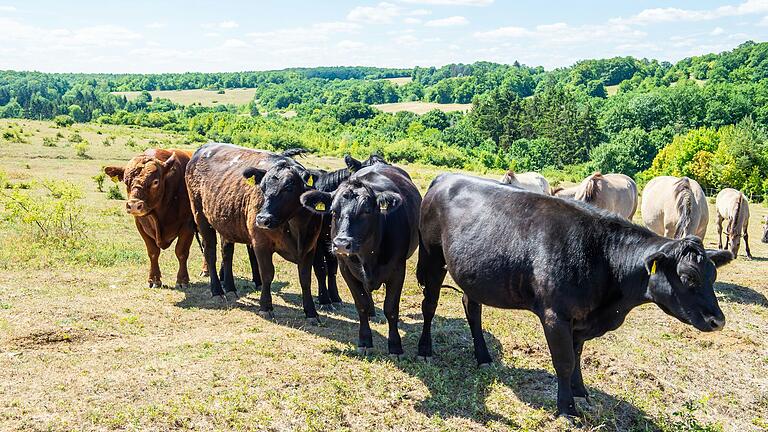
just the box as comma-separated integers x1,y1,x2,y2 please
152,179,160,187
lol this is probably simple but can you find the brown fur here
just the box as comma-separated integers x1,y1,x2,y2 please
579,172,603,203
673,177,693,239
103,149,197,288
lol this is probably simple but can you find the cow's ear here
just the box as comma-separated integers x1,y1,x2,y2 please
344,154,362,172
104,166,125,182
376,191,403,214
706,249,734,268
242,167,266,186
644,250,670,276
300,190,332,214
301,170,315,188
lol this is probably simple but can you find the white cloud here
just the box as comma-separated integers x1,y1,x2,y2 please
0,5,16,12
247,21,361,50
711,26,725,35
400,0,492,6
425,15,468,27
759,15,768,25
146,21,166,29
613,0,768,25
474,26,531,39
408,9,432,16
403,17,422,24
337,40,365,50
347,2,400,23
222,38,248,48
202,20,239,30
203,32,220,37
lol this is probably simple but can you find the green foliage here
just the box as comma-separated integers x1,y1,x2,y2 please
42,136,57,147
1,125,26,143
68,132,84,143
659,400,724,432
106,183,124,200
74,140,90,158
640,119,768,194
102,135,115,146
0,179,87,246
589,127,673,177
92,172,106,192
54,114,75,127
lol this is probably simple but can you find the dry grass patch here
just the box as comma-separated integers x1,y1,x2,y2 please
113,88,257,107
373,102,472,115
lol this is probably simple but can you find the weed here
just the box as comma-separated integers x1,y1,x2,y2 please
92,172,106,192
74,141,90,158
42,136,57,147
106,184,125,200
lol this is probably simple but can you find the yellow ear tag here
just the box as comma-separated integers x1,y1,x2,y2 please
380,201,388,211
246,176,256,186
315,202,326,211
110,176,119,183
651,260,657,275
307,175,314,187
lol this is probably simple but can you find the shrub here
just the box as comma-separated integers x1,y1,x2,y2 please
102,136,115,146
106,184,124,200
74,141,90,158
92,173,106,192
68,132,84,143
0,179,87,246
42,136,57,147
2,127,26,143
54,115,75,128
125,138,138,149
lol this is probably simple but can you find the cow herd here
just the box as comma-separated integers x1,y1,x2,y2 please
105,145,757,417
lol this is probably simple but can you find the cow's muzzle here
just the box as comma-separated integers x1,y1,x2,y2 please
126,199,148,216
332,237,357,255
256,213,278,229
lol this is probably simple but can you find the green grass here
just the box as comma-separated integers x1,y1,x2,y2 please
0,119,766,431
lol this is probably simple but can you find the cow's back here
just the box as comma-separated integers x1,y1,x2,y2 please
597,174,638,219
641,176,708,238
186,143,271,243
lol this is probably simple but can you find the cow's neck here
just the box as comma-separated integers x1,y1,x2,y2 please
356,216,385,291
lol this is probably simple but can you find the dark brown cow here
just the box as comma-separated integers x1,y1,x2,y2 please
185,143,323,322
104,149,198,289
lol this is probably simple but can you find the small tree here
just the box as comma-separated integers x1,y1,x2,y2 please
54,115,75,128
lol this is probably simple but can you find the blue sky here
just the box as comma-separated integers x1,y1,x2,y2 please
0,0,766,73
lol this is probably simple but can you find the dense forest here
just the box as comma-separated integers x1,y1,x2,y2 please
2,41,768,197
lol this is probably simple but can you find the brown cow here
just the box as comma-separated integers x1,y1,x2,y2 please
185,143,323,322
104,149,199,289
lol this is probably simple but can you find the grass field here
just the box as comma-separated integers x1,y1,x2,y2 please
0,119,767,431
382,77,413,86
373,102,473,115
113,88,257,106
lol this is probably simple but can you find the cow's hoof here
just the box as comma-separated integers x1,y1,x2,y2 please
149,281,162,289
175,283,190,290
416,355,433,363
199,271,209,277
212,294,227,304
253,284,262,292
258,310,275,320
478,362,493,369
331,297,343,304
389,353,404,361
356,346,371,355
318,303,336,311
305,317,322,326
225,291,239,301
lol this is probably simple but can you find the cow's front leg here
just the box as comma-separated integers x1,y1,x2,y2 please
299,253,320,322
384,265,405,357
254,246,275,319
341,263,373,352
541,310,578,417
571,340,589,400
137,220,162,288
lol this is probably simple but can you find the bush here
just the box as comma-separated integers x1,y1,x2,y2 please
106,184,124,200
92,173,106,192
0,179,87,246
74,141,90,158
1,129,26,143
42,136,57,147
68,132,84,143
102,136,115,146
54,115,75,128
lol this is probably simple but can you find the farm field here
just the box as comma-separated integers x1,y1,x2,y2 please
373,101,473,114
112,88,258,106
382,77,413,86
0,119,767,431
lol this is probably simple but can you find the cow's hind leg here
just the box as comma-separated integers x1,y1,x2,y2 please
744,220,753,260
197,216,224,299
313,246,332,307
384,265,406,357
717,214,724,250
298,253,320,322
326,252,342,303
462,294,492,366
416,241,447,361
246,245,262,290
541,310,578,417
571,340,589,400
174,227,194,289
219,241,237,298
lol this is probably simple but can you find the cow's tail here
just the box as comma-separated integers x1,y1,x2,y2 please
193,224,204,255
579,172,603,203
728,193,743,237
674,177,693,238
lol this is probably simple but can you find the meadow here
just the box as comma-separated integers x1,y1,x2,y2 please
113,88,259,107
372,102,473,115
0,119,767,431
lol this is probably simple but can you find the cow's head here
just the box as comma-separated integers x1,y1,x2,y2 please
644,236,733,332
104,153,179,217
762,215,768,243
300,178,401,256
243,160,315,230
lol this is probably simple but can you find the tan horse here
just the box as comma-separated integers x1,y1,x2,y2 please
500,170,550,195
641,176,708,239
552,172,637,219
716,188,752,259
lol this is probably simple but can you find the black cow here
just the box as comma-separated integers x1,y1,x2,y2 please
301,163,421,357
416,173,733,417
312,154,389,307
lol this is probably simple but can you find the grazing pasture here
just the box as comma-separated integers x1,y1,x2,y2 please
373,101,473,115
0,119,767,431
113,88,258,106
381,77,413,86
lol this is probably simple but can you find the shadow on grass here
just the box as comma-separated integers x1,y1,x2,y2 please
174,281,660,430
715,281,768,306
